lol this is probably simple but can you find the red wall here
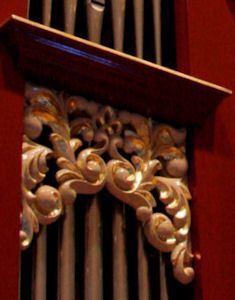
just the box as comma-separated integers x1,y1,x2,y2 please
0,1,28,24
175,1,235,299
0,1,28,299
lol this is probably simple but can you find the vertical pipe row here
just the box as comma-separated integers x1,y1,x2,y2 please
60,204,75,300
87,0,130,293
33,5,51,299
112,0,129,289
153,0,162,64
33,2,167,300
111,0,126,51
153,1,169,298
84,196,103,300
159,253,169,300
34,226,47,300
111,3,128,292
133,0,144,58
84,8,105,299
112,201,128,300
64,0,78,34
133,3,152,298
137,226,150,300
86,0,105,44
59,6,78,298
42,0,53,26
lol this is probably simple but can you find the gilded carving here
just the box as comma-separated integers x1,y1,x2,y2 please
21,83,194,284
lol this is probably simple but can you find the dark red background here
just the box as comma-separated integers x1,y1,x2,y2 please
0,2,27,299
175,1,235,299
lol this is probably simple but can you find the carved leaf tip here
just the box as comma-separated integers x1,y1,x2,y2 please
21,84,194,283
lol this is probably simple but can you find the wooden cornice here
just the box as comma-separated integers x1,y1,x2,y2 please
0,15,232,126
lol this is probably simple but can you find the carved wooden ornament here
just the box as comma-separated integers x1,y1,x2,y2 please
21,83,194,284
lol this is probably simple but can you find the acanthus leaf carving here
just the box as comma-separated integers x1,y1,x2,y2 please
21,83,195,284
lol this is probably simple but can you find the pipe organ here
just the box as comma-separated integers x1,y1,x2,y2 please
15,1,217,299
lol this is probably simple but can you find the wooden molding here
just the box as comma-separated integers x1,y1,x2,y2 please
0,15,231,126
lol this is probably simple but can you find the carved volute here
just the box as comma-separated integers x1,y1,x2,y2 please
21,83,194,284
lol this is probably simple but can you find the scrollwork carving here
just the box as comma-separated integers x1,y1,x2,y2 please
21,83,194,284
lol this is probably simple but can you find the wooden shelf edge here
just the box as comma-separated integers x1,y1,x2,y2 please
0,15,232,126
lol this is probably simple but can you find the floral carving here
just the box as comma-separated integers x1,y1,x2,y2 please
21,83,194,284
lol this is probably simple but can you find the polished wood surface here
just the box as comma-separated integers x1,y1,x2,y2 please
0,15,231,127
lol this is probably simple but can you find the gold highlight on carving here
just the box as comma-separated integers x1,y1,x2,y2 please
21,83,194,284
